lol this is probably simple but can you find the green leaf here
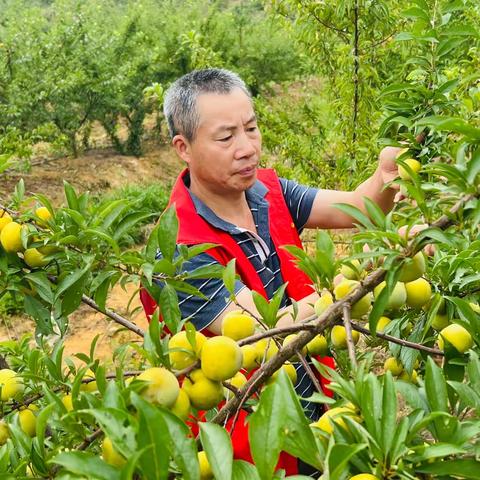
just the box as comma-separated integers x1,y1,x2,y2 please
278,371,322,470
249,382,285,480
155,403,199,479
186,263,225,280
159,283,181,334
52,452,121,480
85,408,136,457
165,279,208,300
443,25,478,37
360,374,382,442
93,199,127,228
268,284,287,325
157,206,179,262
467,351,480,393
93,274,113,312
24,296,52,335
447,381,480,410
223,259,237,295
33,402,56,458
328,443,368,480
424,357,456,441
442,0,466,13
113,211,156,241
83,228,121,255
466,148,480,185
103,381,127,411
416,116,480,140
416,459,480,478
186,243,218,260
251,291,273,327
232,460,261,480
55,263,92,300
403,6,430,22
63,208,86,227
316,230,335,263
199,423,233,480
63,181,79,211
133,393,199,479
33,194,55,217
145,223,161,261
120,449,146,480
421,443,466,459
425,357,448,413
332,203,375,230
144,311,164,362
389,417,409,464
131,394,169,480
415,227,457,248
394,32,417,41
362,197,386,229
368,281,389,335
60,270,91,317
380,372,397,457
153,258,176,277
301,391,336,405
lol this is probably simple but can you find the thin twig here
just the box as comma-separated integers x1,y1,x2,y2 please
297,353,323,393
360,31,397,53
238,322,316,346
0,203,16,216
298,0,350,41
350,322,443,356
80,295,145,338
342,305,358,368
78,428,103,451
233,298,270,333
351,0,360,150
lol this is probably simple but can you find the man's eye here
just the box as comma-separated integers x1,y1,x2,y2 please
218,136,232,142
247,126,257,132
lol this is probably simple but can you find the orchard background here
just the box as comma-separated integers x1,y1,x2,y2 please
1,0,480,479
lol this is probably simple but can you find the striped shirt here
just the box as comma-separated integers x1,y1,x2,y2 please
164,173,323,419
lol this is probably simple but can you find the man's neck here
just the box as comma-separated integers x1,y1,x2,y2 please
189,178,255,231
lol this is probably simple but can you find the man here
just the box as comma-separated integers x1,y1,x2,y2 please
141,68,401,473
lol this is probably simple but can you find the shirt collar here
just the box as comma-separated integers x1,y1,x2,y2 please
182,171,269,233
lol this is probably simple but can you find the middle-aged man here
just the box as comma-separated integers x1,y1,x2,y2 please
141,68,402,474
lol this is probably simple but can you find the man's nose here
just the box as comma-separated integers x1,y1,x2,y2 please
234,131,257,159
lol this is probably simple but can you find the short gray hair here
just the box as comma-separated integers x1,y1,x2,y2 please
163,68,251,141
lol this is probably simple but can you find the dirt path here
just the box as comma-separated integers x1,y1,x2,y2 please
3,283,149,364
1,144,182,205
1,145,183,362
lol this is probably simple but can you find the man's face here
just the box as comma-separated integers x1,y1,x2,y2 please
178,88,262,195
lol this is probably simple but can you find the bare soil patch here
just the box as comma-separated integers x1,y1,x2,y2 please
1,144,182,206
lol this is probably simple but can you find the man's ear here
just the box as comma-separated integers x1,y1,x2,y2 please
172,135,192,164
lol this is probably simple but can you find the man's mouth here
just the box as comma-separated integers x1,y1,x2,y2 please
236,164,257,176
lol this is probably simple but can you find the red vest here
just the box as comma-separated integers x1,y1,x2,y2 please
140,168,314,316
140,169,334,475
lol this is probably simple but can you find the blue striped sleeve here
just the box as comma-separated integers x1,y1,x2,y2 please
156,252,245,332
279,178,318,231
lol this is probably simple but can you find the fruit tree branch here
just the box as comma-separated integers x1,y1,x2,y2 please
213,192,475,425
